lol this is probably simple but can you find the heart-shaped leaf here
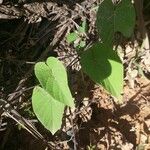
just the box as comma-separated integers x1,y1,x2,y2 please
32,57,74,134
96,0,135,44
34,57,74,107
80,42,123,101
32,86,65,134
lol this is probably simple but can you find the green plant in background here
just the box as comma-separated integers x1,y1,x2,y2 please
32,57,74,134
80,42,123,100
80,0,136,102
66,0,135,102
67,20,87,49
96,0,135,45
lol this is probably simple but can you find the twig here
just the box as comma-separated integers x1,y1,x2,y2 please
69,108,77,150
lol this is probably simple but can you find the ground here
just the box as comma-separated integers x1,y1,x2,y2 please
0,0,150,150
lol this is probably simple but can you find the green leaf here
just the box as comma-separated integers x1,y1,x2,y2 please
32,57,74,134
79,40,86,48
34,62,51,88
66,32,78,43
34,57,74,107
46,57,74,107
78,20,87,33
46,57,68,84
80,42,123,101
32,86,65,134
96,0,135,44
